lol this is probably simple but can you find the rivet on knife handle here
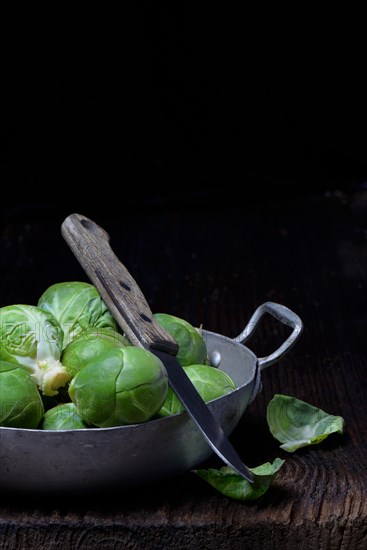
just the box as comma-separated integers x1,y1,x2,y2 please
61,213,178,355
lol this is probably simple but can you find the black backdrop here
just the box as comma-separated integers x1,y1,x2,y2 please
2,6,367,219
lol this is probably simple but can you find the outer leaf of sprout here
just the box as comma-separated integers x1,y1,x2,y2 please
62,327,129,378
266,394,344,452
194,458,285,500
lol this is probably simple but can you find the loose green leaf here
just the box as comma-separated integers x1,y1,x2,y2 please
194,458,284,500
267,394,344,452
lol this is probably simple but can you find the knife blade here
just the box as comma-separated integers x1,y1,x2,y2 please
61,213,253,482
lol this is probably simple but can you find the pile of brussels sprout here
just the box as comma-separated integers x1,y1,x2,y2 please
0,282,236,430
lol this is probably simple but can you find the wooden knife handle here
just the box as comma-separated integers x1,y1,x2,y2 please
61,213,179,355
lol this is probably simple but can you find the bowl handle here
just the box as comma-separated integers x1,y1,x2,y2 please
234,302,303,371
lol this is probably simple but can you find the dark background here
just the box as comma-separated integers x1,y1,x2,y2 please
1,6,366,310
1,6,366,317
1,7,367,219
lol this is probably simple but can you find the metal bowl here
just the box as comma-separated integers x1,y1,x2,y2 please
0,302,302,493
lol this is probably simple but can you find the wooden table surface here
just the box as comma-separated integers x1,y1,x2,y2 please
0,189,366,549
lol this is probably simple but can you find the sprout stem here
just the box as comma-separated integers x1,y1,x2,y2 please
33,359,71,396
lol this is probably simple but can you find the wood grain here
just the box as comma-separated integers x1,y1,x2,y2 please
0,190,366,549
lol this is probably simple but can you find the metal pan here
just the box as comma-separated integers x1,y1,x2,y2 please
0,302,302,493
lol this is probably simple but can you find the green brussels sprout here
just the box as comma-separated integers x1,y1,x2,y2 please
154,313,207,366
159,364,236,417
0,360,44,428
69,347,168,427
42,403,88,430
62,327,129,378
0,305,70,396
38,282,117,349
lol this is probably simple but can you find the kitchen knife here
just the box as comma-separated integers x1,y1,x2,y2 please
61,213,254,483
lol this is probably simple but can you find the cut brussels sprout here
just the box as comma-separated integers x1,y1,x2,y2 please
69,347,168,427
42,403,88,430
0,361,44,428
154,313,207,366
266,394,345,452
38,282,117,348
159,364,236,417
0,304,70,396
194,458,285,501
62,327,129,378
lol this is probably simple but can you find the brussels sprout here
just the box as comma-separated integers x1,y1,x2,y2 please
38,282,117,348
42,403,88,430
0,305,70,396
69,347,168,427
62,327,129,378
154,313,207,366
0,360,44,428
159,364,236,417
